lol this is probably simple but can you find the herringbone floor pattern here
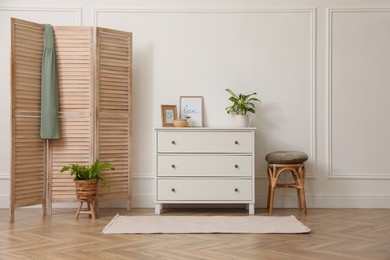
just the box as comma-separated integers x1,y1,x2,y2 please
0,208,389,259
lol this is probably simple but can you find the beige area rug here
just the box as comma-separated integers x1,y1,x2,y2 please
102,214,311,234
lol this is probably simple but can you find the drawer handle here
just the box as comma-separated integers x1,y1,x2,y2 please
171,140,176,145
234,188,239,192
171,188,176,192
234,164,239,168
171,164,176,169
234,140,239,145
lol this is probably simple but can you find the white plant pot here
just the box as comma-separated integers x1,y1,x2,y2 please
234,115,249,127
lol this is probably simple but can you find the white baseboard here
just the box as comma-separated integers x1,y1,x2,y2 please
1,195,390,209
255,195,390,208
0,195,8,209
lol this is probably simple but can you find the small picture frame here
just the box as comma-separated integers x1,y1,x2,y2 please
161,105,177,127
180,96,204,127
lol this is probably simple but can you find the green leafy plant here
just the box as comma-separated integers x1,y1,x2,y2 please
225,88,261,115
60,160,114,187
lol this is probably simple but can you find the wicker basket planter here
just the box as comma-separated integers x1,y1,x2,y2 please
75,180,97,202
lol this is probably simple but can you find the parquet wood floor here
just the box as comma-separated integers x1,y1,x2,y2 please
0,208,389,259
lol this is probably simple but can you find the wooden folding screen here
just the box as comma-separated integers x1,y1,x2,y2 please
10,18,132,221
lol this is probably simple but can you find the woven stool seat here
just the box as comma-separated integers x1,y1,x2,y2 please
266,151,308,215
265,151,308,164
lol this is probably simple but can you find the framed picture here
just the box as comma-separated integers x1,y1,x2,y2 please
180,96,204,127
161,105,177,127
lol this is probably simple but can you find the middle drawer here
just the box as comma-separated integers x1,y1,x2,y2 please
157,155,252,177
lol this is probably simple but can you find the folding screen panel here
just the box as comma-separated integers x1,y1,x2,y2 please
48,27,94,213
10,18,132,219
96,28,132,209
10,18,45,221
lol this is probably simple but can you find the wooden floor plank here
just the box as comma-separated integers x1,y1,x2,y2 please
0,208,389,259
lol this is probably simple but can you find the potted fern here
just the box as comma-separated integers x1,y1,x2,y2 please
225,88,261,127
60,160,114,202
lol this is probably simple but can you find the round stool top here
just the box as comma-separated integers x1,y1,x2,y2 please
265,151,308,164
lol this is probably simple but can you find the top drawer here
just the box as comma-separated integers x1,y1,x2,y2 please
157,131,253,153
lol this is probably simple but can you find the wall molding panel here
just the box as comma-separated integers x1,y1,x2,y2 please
326,8,390,179
0,6,83,25
94,7,318,179
93,7,320,210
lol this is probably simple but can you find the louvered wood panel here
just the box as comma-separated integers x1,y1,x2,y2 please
13,117,45,205
10,18,45,222
50,116,92,202
48,27,94,207
96,28,132,209
98,116,130,201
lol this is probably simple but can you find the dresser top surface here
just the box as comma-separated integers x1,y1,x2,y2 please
155,127,256,131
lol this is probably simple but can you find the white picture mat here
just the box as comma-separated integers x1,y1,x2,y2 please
164,109,175,123
180,96,203,127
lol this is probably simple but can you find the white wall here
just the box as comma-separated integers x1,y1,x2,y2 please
1,0,390,209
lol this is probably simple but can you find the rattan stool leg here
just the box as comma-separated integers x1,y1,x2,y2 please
267,184,271,209
299,185,307,214
269,185,276,215
267,165,278,215
296,166,307,214
292,172,302,209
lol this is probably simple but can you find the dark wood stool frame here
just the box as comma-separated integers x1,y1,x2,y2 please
267,163,307,215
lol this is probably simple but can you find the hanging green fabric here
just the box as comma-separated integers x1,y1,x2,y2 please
40,24,59,139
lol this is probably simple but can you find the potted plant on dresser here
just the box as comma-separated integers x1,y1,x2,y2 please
60,160,114,219
225,88,261,127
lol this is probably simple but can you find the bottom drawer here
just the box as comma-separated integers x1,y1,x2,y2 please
157,179,252,201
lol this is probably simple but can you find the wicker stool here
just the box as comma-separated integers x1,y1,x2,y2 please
265,151,308,215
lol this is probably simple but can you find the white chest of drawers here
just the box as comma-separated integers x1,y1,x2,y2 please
155,127,256,214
